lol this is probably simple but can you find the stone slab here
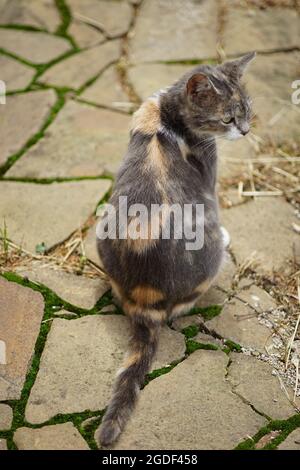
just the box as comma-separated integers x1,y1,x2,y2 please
228,354,300,420
220,198,300,272
0,179,111,253
278,429,300,450
81,65,130,111
0,404,13,430
0,439,7,450
129,0,218,63
0,90,56,167
0,277,44,400
39,40,121,89
25,315,186,424
7,101,130,178
14,423,89,450
0,0,60,32
113,350,265,449
16,266,110,310
223,5,300,55
206,297,271,352
0,55,35,92
128,63,191,101
68,0,132,38
69,21,105,48
0,29,70,64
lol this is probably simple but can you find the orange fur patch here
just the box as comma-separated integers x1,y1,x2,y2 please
131,98,160,135
131,285,165,305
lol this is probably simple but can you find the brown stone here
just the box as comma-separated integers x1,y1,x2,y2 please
0,277,44,400
278,429,300,450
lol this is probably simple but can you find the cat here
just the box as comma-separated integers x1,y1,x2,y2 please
96,51,256,447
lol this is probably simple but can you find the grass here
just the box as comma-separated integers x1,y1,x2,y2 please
186,304,223,321
235,414,300,450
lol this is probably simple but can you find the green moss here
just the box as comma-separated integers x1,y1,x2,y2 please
185,339,218,354
235,414,300,450
186,304,222,321
145,360,181,386
224,339,242,352
55,0,78,49
181,324,199,338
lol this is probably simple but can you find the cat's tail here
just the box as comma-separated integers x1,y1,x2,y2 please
97,314,161,447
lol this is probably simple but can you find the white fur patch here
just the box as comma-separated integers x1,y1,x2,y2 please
226,126,242,141
220,226,231,248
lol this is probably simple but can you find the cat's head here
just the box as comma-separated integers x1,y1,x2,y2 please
184,52,256,140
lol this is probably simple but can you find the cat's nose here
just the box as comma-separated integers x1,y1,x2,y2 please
240,123,250,135
241,129,249,136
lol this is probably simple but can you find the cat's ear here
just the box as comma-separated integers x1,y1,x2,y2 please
186,73,221,99
222,52,256,80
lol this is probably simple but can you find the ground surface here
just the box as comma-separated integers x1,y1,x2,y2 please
0,0,300,451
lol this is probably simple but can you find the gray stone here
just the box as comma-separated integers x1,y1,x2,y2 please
217,138,256,181
227,354,300,420
237,285,277,313
0,404,13,430
68,0,132,38
39,40,121,89
206,298,270,352
69,20,105,48
14,423,89,450
0,0,61,32
278,429,300,450
114,350,265,449
220,198,300,272
0,55,35,92
0,29,70,64
81,65,131,111
16,265,110,310
129,0,218,63
128,63,191,101
245,52,300,145
0,439,7,450
222,5,299,55
0,277,44,400
7,101,130,178
0,179,111,253
0,90,56,167
25,316,185,423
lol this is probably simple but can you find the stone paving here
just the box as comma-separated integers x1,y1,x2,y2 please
0,0,300,451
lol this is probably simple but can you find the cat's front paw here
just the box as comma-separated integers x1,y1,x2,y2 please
220,226,230,248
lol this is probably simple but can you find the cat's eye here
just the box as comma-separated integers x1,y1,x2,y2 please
222,116,234,125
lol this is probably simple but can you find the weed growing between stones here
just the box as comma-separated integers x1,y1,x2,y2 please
235,413,300,450
186,305,223,321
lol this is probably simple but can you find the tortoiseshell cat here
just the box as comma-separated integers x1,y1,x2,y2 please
96,52,256,446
